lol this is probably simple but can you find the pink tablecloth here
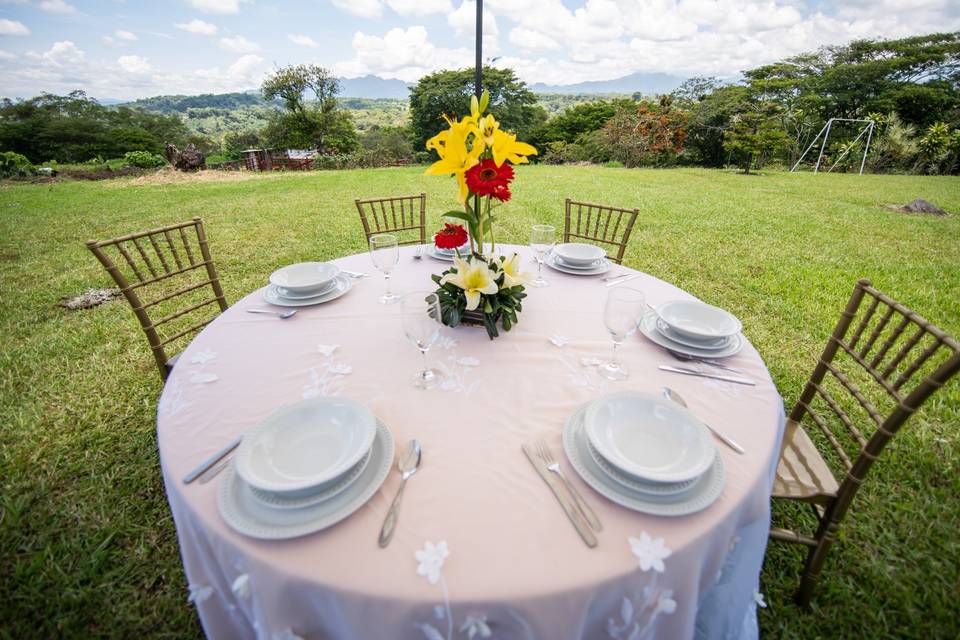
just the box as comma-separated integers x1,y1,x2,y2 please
157,244,785,640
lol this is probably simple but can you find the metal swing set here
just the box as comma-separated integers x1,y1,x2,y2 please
791,117,876,174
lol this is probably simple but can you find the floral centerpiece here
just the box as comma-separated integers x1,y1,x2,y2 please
425,90,538,339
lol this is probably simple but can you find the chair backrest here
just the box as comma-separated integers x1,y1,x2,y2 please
86,217,229,381
790,279,959,510
355,193,427,247
563,198,640,265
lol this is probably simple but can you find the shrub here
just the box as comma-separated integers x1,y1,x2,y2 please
0,151,33,178
123,150,167,168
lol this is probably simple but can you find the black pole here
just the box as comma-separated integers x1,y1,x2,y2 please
475,0,483,98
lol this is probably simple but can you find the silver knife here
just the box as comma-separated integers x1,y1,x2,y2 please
658,365,756,386
522,444,598,548
182,435,242,484
605,273,639,287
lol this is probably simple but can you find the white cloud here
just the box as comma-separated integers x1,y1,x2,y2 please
175,19,218,36
387,0,451,17
448,1,499,56
219,35,260,53
188,0,243,14
117,54,151,74
114,30,137,41
288,33,319,48
333,25,473,82
0,19,30,36
27,40,85,67
38,0,77,14
0,49,16,61
331,0,383,19
509,27,560,52
228,53,263,79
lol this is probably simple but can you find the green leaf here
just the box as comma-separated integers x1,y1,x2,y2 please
479,89,490,114
442,210,477,225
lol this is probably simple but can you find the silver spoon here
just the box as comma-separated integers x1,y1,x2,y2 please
662,387,745,454
246,308,297,319
378,439,422,548
666,348,745,374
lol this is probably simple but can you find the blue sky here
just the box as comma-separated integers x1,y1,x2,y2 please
1,0,958,100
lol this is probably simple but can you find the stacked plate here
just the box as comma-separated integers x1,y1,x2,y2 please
639,300,744,359
263,262,353,307
562,391,725,516
545,242,612,275
426,242,472,261
217,397,394,539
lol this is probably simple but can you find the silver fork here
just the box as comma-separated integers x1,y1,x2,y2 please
666,349,746,374
536,439,602,532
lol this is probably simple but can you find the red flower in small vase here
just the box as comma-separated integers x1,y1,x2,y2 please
434,223,468,249
465,159,514,202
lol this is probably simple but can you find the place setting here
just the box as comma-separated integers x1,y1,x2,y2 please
205,396,397,540
258,261,355,309
529,224,615,281
640,299,756,386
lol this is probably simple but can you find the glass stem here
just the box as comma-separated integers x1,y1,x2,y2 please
385,273,392,296
537,255,544,279
611,340,620,368
420,348,429,376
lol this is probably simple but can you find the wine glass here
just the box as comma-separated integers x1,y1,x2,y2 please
401,291,443,389
599,286,645,380
529,224,555,287
369,234,400,304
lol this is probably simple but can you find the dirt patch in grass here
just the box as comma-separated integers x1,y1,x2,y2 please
105,167,269,188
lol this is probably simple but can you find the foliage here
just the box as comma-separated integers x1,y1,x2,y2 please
409,66,543,150
359,125,414,163
601,97,689,167
723,102,791,173
430,256,527,339
0,150,33,178
221,130,264,160
122,151,166,169
260,64,357,154
0,91,190,163
532,98,636,147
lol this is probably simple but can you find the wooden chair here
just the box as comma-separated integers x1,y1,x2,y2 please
86,218,229,382
355,193,427,247
770,279,959,606
563,198,640,265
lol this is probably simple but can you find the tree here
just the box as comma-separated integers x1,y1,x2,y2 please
723,102,791,174
409,66,542,150
601,97,689,167
260,64,357,153
534,98,635,146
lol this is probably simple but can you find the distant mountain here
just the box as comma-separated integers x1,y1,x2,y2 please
339,75,411,100
531,71,685,96
120,91,271,113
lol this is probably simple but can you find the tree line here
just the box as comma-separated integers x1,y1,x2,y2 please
0,32,957,175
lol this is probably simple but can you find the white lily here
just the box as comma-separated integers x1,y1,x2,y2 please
440,257,499,311
499,253,531,288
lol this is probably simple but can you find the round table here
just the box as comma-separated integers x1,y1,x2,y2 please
158,244,785,640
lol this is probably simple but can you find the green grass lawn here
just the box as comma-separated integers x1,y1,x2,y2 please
1,166,958,638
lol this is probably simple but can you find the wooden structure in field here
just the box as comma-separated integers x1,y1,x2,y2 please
241,149,315,171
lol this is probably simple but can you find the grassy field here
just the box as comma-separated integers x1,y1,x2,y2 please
1,166,958,638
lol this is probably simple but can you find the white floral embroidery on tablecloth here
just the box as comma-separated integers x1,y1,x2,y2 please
302,345,352,398
752,591,767,609
272,629,304,640
190,348,217,365
187,583,213,605
701,377,743,399
231,574,250,599
190,371,219,384
414,540,495,640
607,533,677,640
436,351,481,395
158,377,191,417
555,348,609,393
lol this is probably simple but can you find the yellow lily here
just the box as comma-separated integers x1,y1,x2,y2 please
440,256,499,311
499,252,531,288
491,128,538,167
425,115,482,203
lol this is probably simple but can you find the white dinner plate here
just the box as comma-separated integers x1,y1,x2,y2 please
563,402,725,516
656,300,742,341
586,439,698,497
235,396,377,494
274,279,337,299
544,251,613,276
218,419,394,540
427,245,466,261
639,312,745,359
263,274,353,307
553,242,606,266
248,446,373,510
655,318,730,350
584,391,715,484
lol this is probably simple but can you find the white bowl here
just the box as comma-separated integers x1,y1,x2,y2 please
235,397,377,495
269,262,340,295
553,243,606,266
655,300,742,341
584,391,715,484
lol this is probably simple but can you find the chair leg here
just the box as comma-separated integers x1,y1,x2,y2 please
795,519,839,607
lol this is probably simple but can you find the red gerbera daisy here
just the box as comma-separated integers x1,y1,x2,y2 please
465,159,514,201
434,223,469,249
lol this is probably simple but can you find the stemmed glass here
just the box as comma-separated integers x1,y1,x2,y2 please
369,233,400,304
401,291,443,389
599,287,646,380
529,224,555,288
